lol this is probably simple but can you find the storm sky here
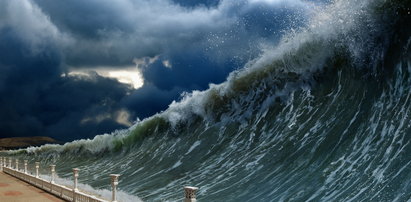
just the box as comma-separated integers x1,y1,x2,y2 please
0,0,320,141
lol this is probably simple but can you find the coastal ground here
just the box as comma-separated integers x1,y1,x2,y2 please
0,172,64,202
0,136,60,150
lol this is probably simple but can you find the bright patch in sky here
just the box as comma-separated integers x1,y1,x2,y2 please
104,70,144,89
65,67,144,89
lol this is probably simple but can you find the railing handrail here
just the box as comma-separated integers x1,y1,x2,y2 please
0,156,199,202
2,166,108,202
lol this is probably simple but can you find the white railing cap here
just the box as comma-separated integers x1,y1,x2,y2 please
184,186,199,190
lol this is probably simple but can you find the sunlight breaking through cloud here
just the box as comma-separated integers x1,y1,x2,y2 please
65,67,144,89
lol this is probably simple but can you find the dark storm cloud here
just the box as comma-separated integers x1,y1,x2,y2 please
0,0,317,140
171,0,221,8
32,0,235,67
0,0,132,141
0,29,132,140
122,83,183,118
37,74,132,140
31,0,313,67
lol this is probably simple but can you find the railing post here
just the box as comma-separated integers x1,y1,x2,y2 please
73,168,79,191
9,158,12,169
73,168,79,202
110,174,120,202
184,186,199,202
50,165,56,183
24,160,28,174
0,157,2,171
15,159,19,171
35,162,40,178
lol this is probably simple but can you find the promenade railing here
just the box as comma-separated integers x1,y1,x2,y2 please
1,156,116,202
0,156,199,202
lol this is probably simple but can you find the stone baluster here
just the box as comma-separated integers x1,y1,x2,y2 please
9,158,12,169
50,165,56,183
35,162,40,178
24,160,28,174
73,168,79,191
110,174,120,202
73,168,79,202
15,159,19,171
184,186,199,202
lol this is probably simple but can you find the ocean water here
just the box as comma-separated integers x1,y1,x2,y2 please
3,0,411,201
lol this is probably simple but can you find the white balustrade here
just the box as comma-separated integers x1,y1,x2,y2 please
15,159,19,171
1,159,110,202
0,156,199,202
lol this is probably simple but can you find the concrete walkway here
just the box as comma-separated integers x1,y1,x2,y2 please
0,172,64,202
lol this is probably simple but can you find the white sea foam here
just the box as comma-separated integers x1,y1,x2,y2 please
185,140,201,155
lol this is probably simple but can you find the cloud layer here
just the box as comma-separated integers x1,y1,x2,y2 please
0,0,317,141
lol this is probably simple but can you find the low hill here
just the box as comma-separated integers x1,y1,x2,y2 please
0,136,61,150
